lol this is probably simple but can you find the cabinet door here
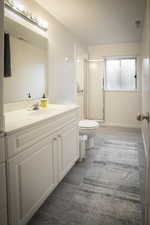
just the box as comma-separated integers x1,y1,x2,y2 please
58,122,79,180
0,163,7,225
7,136,56,225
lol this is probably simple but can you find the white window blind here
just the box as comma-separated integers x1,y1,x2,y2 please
105,57,137,91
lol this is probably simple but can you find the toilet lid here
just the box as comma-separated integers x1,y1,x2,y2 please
79,120,99,129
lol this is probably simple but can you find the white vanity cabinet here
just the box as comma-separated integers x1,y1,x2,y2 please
6,109,79,225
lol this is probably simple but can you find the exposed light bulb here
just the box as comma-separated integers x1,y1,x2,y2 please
37,17,48,29
13,2,25,12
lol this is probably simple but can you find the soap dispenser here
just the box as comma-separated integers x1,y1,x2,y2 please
40,93,48,108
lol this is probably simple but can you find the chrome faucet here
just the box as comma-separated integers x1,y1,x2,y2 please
31,102,40,110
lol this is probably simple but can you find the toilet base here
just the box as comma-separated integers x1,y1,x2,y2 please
86,136,95,149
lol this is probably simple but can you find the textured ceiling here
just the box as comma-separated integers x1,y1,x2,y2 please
35,0,145,45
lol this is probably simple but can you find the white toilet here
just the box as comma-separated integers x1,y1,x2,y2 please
79,120,99,149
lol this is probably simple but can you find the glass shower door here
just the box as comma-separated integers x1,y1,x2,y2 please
87,60,105,121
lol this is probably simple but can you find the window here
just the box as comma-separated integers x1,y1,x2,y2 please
105,57,137,91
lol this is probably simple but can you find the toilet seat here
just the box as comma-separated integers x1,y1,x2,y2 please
79,120,99,129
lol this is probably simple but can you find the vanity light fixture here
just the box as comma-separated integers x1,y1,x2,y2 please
5,0,48,31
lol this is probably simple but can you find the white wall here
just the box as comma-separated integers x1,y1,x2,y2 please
48,21,83,104
88,43,141,59
4,35,47,103
88,43,141,128
105,91,141,128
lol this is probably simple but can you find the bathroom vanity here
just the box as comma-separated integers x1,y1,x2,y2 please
5,104,79,225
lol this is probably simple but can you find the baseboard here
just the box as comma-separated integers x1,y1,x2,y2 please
103,122,141,129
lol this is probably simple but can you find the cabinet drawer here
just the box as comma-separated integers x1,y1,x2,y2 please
6,110,79,159
0,136,5,163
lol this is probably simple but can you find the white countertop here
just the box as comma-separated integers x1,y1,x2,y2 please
5,104,79,134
